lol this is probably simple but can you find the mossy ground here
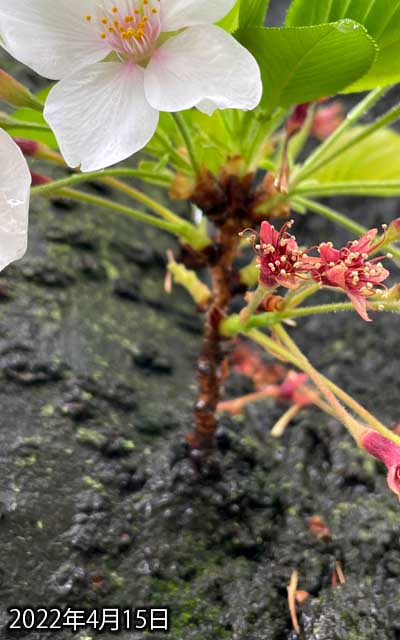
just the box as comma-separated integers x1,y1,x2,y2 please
1,3,400,637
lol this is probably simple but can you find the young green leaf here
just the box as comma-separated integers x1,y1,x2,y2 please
286,0,400,90
12,85,57,148
217,0,240,33
239,0,270,28
237,22,376,111
307,126,400,183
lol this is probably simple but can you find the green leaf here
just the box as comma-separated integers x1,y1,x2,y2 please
237,22,376,111
217,1,240,32
12,85,57,148
310,127,400,182
286,0,400,90
239,0,270,28
218,0,269,32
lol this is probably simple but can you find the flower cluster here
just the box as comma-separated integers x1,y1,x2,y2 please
256,222,390,321
257,220,308,289
307,230,389,321
0,0,262,172
285,100,343,140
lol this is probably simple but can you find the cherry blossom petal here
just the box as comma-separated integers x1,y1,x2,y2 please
360,429,400,501
0,129,30,271
44,62,159,172
353,229,378,250
319,243,341,264
144,25,262,113
160,0,237,31
386,465,400,501
347,292,371,322
0,0,109,80
196,99,220,116
325,264,347,289
361,429,400,468
260,221,279,247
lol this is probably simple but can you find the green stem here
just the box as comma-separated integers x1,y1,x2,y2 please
240,284,271,323
320,373,400,443
293,180,400,198
291,86,388,186
274,325,365,441
246,108,287,171
102,176,184,225
153,129,193,173
51,188,203,246
285,282,321,309
172,113,200,175
0,119,50,132
30,168,171,197
275,324,400,444
221,299,400,336
292,102,400,185
292,196,365,234
292,197,400,263
247,328,400,446
288,105,316,164
284,283,321,309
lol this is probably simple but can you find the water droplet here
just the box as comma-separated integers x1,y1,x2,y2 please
335,19,358,33
7,198,23,208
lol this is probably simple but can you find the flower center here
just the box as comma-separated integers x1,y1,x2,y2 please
85,0,162,61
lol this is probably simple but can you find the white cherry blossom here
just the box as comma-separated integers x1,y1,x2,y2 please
0,0,263,171
0,129,30,271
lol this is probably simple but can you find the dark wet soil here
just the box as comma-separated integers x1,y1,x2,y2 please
1,2,400,639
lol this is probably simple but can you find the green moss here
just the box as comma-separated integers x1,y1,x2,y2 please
40,404,55,417
109,571,125,589
16,454,37,468
148,559,230,639
83,476,104,492
122,439,135,451
77,428,107,448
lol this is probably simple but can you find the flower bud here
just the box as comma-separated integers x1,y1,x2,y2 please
311,102,344,140
169,172,196,200
13,137,63,165
286,103,311,137
30,172,52,187
0,69,42,110
167,252,211,308
385,218,400,243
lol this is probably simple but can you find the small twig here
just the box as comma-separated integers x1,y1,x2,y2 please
271,404,301,438
287,570,301,635
334,561,346,586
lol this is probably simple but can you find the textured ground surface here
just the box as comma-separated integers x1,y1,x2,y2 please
1,1,400,639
